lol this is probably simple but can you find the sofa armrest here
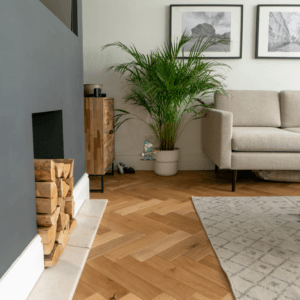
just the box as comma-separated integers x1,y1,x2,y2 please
201,108,233,169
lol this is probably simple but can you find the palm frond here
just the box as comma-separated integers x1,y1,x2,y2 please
103,33,229,150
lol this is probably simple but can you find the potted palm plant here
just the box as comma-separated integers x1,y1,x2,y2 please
103,34,229,176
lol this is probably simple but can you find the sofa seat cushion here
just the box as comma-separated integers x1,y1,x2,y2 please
282,128,300,134
232,127,300,152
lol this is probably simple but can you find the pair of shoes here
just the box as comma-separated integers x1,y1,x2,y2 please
117,163,135,174
123,167,135,174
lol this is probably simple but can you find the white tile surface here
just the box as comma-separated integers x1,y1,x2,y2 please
28,246,89,300
68,215,100,249
28,199,107,300
77,199,108,218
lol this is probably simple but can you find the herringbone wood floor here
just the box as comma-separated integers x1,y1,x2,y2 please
73,170,300,300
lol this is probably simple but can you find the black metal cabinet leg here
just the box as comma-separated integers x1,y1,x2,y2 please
89,175,104,193
112,162,114,176
232,170,238,192
215,165,219,174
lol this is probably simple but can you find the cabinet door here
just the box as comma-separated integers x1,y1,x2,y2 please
103,99,115,172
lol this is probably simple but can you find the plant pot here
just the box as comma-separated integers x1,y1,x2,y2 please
153,148,180,176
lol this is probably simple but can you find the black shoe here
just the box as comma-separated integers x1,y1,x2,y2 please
123,167,135,174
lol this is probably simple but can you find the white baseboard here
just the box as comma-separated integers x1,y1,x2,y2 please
0,235,44,300
115,154,214,171
0,173,89,300
74,173,90,216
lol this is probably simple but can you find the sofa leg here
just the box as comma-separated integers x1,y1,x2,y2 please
232,170,238,192
215,165,219,174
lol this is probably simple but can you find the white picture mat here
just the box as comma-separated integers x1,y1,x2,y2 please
171,6,242,58
257,6,300,58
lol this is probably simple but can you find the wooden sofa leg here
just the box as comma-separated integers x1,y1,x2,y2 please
215,165,219,174
232,170,238,192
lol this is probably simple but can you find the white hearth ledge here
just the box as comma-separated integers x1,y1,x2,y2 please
0,172,90,300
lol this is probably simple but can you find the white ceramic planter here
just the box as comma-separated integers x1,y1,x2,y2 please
153,148,180,176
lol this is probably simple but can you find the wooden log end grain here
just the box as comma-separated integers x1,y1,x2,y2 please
34,159,56,182
44,243,64,267
36,196,58,214
43,239,55,255
65,197,75,219
36,207,60,227
53,159,74,178
54,163,64,178
57,213,68,232
35,182,57,198
65,177,74,197
62,180,70,198
38,224,57,244
69,219,77,234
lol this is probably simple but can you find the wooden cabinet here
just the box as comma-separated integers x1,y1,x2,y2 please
84,97,115,175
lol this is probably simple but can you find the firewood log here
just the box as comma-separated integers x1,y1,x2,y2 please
35,182,57,198
36,196,57,214
54,163,64,178
43,239,55,255
65,197,75,219
55,231,64,243
34,159,55,182
53,159,74,178
63,164,71,179
36,207,60,227
44,243,64,267
65,214,70,231
69,219,77,234
59,199,66,213
61,230,69,248
57,197,63,206
38,224,57,244
57,213,68,231
65,177,74,197
56,178,70,198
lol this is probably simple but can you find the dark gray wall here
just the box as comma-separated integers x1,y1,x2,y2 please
0,0,85,278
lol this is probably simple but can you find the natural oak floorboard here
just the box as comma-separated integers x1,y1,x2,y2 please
74,170,300,300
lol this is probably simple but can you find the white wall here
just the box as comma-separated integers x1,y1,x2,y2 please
82,0,300,171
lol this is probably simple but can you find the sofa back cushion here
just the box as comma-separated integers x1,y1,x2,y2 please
280,91,300,128
215,90,281,127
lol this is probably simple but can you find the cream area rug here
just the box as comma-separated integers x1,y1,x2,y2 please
192,196,300,300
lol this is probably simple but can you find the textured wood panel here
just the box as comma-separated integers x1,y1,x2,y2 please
84,97,115,175
74,170,300,300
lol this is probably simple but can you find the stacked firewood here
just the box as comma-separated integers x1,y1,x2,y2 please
34,159,77,267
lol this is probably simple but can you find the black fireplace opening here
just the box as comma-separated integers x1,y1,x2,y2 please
32,110,64,159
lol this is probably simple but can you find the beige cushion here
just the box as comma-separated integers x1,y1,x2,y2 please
232,127,300,152
283,128,300,134
215,90,281,127
280,91,300,128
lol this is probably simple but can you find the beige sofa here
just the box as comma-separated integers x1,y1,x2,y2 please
201,90,300,191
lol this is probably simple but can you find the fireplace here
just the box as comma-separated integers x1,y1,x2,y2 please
32,110,64,159
31,110,77,267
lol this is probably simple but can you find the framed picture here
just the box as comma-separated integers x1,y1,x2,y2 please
170,5,243,59
256,5,300,59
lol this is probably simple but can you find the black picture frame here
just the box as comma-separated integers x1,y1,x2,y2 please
256,5,300,59
170,5,243,59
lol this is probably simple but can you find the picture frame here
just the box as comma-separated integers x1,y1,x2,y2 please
170,5,243,59
256,5,300,59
